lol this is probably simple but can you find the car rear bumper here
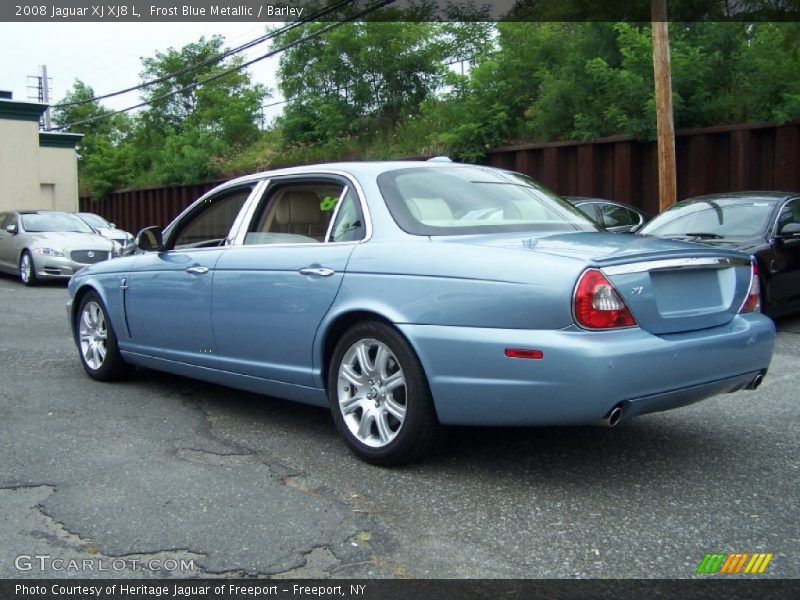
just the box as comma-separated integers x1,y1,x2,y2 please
398,313,775,426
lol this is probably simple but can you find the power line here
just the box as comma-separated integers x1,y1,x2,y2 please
51,0,357,110
50,0,398,131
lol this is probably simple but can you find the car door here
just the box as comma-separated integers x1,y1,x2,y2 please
768,197,800,307
0,213,10,269
124,184,256,367
212,176,367,387
0,213,19,271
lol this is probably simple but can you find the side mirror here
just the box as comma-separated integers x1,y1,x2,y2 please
136,226,164,252
109,223,117,229
778,222,800,238
5,224,17,235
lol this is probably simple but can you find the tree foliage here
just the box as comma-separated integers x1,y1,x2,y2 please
413,21,800,160
130,35,269,183
274,19,492,145
52,80,133,199
68,22,800,196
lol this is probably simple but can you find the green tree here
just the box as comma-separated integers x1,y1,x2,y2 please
133,35,269,183
52,80,133,198
274,18,490,145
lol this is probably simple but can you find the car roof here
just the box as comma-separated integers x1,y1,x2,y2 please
682,191,796,204
222,160,497,186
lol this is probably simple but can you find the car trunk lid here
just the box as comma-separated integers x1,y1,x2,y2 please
539,233,754,334
436,231,754,334
599,255,752,334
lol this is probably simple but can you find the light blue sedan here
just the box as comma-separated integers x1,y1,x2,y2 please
67,161,775,464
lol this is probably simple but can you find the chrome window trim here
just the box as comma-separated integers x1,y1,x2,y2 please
163,180,265,254
324,186,349,243
602,256,751,276
224,178,270,246
230,170,373,248
228,177,271,247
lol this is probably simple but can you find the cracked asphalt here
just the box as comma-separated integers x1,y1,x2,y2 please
0,273,798,579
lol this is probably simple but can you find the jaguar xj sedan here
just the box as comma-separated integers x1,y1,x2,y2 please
67,161,775,464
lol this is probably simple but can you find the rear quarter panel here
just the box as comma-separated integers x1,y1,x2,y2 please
334,240,586,330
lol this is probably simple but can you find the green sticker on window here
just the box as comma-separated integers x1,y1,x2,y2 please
320,196,338,211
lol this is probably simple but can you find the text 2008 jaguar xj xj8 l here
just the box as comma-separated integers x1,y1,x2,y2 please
67,161,775,464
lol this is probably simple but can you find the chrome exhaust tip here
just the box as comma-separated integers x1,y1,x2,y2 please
746,373,764,390
597,405,624,428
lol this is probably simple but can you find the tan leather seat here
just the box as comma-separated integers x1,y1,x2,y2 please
273,191,325,239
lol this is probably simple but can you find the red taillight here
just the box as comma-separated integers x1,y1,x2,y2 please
573,269,637,329
739,260,761,313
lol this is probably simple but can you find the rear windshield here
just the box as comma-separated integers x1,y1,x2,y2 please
377,166,598,236
21,213,94,233
641,199,776,239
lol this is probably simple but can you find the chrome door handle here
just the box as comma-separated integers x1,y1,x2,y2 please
185,266,209,275
298,267,335,277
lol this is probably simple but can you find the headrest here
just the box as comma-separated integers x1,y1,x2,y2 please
406,197,453,221
275,191,322,225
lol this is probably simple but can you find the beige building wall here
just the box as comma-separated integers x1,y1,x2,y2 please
0,118,41,211
38,146,80,211
0,93,82,213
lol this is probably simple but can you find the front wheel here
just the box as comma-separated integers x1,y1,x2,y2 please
75,291,130,381
19,251,37,286
328,321,443,465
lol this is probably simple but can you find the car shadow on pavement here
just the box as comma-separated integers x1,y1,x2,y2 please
132,366,762,495
0,270,69,287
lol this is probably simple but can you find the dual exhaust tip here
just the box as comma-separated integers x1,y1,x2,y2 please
597,371,766,428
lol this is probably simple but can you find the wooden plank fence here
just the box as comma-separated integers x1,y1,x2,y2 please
80,120,800,234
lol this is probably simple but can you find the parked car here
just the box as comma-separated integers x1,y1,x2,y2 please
639,192,800,317
75,212,135,255
564,196,650,232
66,162,775,465
0,210,116,286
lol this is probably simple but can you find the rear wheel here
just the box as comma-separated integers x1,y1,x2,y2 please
19,251,37,286
328,321,443,465
75,291,130,381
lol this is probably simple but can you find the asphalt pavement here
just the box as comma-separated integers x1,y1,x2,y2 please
0,273,797,579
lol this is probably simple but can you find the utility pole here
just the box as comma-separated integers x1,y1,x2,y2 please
40,65,51,130
26,65,52,130
652,0,677,211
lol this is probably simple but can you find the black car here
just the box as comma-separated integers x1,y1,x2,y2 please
640,192,800,317
564,196,650,233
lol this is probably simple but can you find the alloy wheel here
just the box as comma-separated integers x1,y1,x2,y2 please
20,254,31,283
79,301,108,370
337,338,407,448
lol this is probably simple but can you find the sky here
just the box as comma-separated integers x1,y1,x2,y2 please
0,22,286,123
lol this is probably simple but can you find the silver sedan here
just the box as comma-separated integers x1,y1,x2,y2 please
74,212,136,255
0,210,117,285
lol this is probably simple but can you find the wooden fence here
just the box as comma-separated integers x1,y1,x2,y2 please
80,120,800,233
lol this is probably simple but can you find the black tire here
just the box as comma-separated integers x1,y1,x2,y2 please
328,320,444,465
75,290,130,381
19,251,37,286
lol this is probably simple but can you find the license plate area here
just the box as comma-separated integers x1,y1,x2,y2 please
651,268,734,315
